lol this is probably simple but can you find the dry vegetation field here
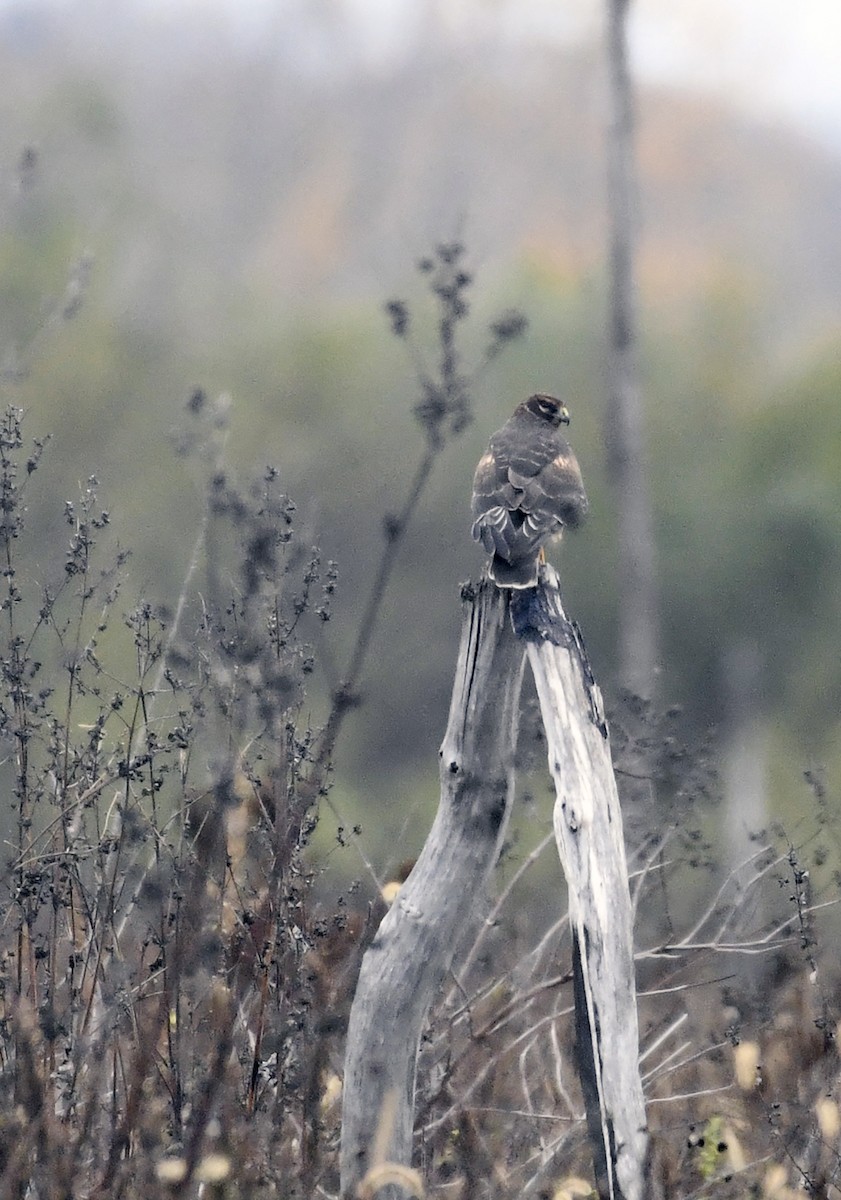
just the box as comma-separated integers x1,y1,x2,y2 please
0,377,838,1199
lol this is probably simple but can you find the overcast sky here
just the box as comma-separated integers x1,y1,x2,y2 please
21,0,841,152
197,0,841,151
631,0,841,149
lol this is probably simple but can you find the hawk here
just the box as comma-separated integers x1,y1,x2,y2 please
471,393,588,588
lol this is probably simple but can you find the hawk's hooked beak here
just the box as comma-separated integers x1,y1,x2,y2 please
559,407,570,425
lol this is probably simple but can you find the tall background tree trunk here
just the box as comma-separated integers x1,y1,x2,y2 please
605,0,659,698
722,639,770,996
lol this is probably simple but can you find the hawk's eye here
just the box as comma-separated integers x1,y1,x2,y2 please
537,399,556,416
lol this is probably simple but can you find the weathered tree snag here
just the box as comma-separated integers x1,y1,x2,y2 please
523,567,648,1200
340,569,648,1200
340,580,525,1199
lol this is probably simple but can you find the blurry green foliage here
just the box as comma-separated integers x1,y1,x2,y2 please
4,233,840,863
1,29,840,869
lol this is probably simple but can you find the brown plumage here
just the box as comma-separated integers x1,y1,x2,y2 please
471,393,588,588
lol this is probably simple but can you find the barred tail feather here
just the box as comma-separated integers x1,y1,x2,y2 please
488,553,539,589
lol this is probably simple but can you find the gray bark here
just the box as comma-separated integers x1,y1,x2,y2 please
339,580,525,1198
340,571,648,1200
525,570,648,1200
605,0,659,696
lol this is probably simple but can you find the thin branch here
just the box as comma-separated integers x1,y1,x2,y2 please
454,830,556,988
646,1084,735,1105
317,445,436,765
638,1012,689,1066
643,1039,731,1086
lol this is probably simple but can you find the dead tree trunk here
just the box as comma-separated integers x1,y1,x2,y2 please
523,569,648,1200
340,571,648,1200
340,580,525,1199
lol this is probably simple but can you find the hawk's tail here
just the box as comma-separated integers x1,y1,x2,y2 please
488,553,539,589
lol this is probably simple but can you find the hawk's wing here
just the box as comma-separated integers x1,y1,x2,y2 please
509,443,589,532
471,433,588,565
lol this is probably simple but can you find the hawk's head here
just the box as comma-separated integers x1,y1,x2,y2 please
520,393,570,427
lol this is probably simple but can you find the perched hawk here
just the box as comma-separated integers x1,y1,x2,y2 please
471,393,588,588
